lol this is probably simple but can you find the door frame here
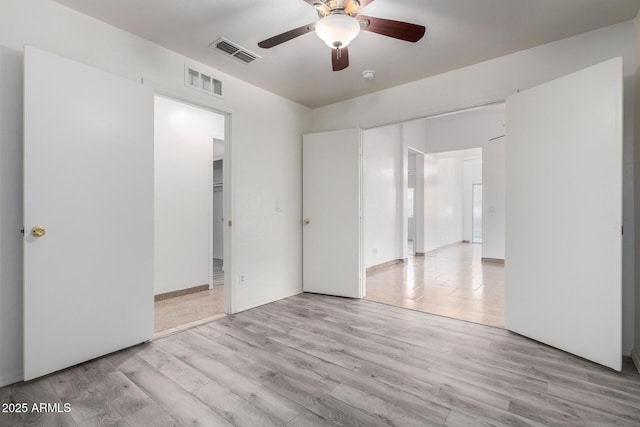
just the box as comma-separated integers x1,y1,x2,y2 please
472,183,483,244
407,147,425,256
155,92,234,314
363,102,504,264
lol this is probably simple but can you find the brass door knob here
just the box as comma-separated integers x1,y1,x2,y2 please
303,219,310,225
31,225,46,237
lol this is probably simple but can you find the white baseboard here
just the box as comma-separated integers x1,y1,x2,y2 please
233,287,302,314
366,258,404,273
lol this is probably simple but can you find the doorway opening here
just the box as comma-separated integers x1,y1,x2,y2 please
153,95,228,335
364,104,505,328
212,139,224,288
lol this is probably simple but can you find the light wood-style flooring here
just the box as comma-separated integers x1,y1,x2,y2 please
2,293,639,426
366,243,504,327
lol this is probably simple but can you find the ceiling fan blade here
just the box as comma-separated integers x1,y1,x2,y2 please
332,46,349,71
258,23,315,49
357,15,425,42
357,0,376,9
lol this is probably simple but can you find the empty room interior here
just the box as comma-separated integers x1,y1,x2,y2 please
2,0,640,425
364,105,506,328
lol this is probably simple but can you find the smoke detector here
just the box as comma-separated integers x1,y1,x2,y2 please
361,70,375,81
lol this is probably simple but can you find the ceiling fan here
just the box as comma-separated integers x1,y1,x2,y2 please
257,0,426,71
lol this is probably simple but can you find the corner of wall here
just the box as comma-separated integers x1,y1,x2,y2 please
633,8,640,367
0,373,24,388
632,348,640,374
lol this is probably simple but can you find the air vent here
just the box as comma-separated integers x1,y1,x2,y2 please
216,40,240,55
234,50,258,64
210,37,261,64
185,65,222,97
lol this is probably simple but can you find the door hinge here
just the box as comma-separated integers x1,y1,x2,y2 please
20,227,24,235
621,225,624,235
228,220,232,227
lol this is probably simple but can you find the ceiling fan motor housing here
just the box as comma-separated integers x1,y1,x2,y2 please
315,13,362,48
313,0,363,18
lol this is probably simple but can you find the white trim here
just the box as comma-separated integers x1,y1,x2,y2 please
223,113,234,314
208,136,214,290
358,129,365,298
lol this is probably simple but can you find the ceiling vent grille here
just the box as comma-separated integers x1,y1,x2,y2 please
210,37,260,64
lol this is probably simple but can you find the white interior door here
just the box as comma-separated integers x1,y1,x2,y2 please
505,58,622,371
303,129,363,298
23,46,154,380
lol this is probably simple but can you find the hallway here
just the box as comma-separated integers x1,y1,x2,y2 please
366,243,504,327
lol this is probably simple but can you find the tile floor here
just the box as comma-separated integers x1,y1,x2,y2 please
154,246,502,337
154,259,225,336
365,242,505,327
154,285,225,336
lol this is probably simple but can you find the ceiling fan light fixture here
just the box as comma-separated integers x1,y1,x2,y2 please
315,14,361,49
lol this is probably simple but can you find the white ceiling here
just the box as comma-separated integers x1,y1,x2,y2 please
52,0,640,108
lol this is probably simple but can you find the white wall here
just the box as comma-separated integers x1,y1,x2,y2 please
311,22,635,133
423,155,439,252
634,10,640,371
424,111,505,257
407,153,417,242
367,114,502,260
424,112,505,153
154,96,224,295
0,45,24,386
363,124,403,268
409,110,506,257
483,139,507,260
413,152,425,254
312,21,636,355
0,0,311,386
403,120,429,254
365,136,480,259
435,158,464,247
463,159,483,242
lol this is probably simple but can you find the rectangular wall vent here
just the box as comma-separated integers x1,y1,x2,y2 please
209,37,261,64
185,65,222,97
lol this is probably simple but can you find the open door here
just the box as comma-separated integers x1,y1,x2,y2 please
303,129,364,298
23,46,154,380
505,58,622,370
